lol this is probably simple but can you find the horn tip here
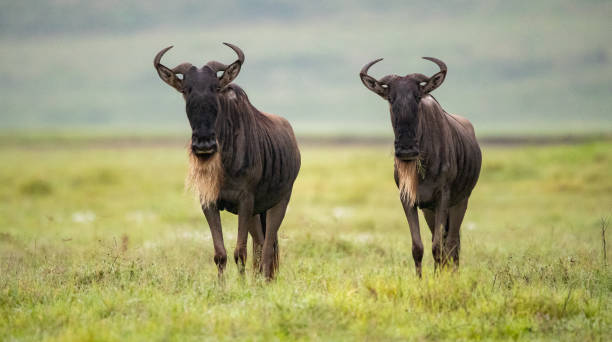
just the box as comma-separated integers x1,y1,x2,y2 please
222,42,245,63
422,56,447,71
360,58,384,76
154,45,174,66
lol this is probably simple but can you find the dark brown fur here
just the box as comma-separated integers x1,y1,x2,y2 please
396,96,481,274
201,84,301,279
394,96,481,209
360,57,481,276
213,85,301,215
155,44,300,280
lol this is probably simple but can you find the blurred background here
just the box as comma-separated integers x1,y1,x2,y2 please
1,3,611,339
0,0,610,137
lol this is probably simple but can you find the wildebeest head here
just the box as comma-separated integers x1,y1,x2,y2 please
154,43,245,160
360,57,447,161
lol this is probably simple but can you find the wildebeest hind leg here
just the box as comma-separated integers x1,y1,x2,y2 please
235,199,257,274
423,209,435,238
262,194,290,280
446,198,468,269
251,213,265,272
202,206,227,277
432,192,450,270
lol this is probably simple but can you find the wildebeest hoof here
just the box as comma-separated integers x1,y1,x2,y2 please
234,248,247,274
432,245,442,263
415,264,423,278
214,254,227,268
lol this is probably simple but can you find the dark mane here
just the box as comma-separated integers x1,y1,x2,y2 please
416,95,451,181
215,83,300,214
416,95,481,207
216,84,268,176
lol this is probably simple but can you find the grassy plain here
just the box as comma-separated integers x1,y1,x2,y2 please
0,138,611,341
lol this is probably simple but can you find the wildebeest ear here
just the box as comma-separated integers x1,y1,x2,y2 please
360,74,389,99
218,61,242,89
156,64,183,93
421,71,446,94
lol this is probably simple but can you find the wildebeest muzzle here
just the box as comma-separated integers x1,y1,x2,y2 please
394,133,419,161
395,147,419,161
192,135,218,158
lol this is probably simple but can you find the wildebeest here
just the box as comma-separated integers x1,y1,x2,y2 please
359,57,481,276
154,43,301,279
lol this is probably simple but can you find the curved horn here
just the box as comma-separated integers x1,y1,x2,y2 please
154,46,185,92
422,57,447,74
420,57,447,94
223,42,245,65
360,58,383,79
359,58,389,99
206,43,245,73
218,42,245,89
154,46,193,74
154,46,173,69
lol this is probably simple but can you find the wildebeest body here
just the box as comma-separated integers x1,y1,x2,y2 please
360,57,481,276
396,96,481,209
214,85,300,215
155,43,300,279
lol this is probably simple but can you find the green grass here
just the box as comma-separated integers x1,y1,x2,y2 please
1,139,611,341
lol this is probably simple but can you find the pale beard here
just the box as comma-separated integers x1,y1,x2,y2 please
186,151,223,207
395,158,418,206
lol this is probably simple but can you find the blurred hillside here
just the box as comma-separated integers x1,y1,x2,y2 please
0,0,610,136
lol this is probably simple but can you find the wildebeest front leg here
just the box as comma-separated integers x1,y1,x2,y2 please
432,191,450,269
262,194,290,280
402,201,424,277
202,206,227,277
446,198,468,269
